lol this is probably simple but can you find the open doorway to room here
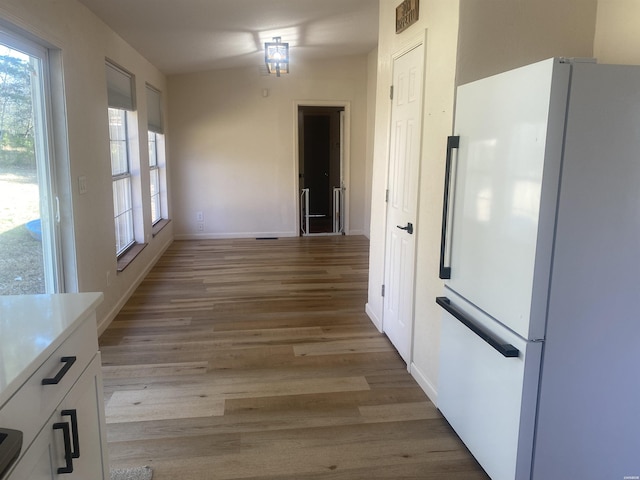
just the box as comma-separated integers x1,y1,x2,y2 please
297,105,346,236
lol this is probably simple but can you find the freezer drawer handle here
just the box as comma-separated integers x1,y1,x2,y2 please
439,136,459,279
436,296,519,358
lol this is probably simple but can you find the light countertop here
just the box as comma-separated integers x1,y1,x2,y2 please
0,293,103,407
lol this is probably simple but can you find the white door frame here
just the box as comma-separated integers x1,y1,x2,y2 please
381,35,426,368
293,100,351,236
0,27,67,293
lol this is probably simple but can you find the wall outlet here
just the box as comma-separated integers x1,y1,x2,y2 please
78,175,88,195
197,222,204,232
196,211,204,222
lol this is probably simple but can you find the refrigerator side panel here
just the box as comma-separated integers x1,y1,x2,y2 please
448,58,569,340
533,63,640,479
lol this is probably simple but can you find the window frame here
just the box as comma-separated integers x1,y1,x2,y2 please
106,60,143,263
145,83,169,236
0,28,65,294
109,106,136,256
148,130,162,226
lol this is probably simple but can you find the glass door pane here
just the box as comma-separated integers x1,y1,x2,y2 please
0,33,61,295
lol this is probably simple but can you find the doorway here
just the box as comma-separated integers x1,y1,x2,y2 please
0,29,64,295
297,105,345,236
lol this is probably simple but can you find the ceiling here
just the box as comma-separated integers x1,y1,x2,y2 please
76,0,380,75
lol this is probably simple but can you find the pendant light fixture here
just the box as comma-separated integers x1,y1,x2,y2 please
264,37,289,77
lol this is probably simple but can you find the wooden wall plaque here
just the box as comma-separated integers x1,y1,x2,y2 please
396,0,419,34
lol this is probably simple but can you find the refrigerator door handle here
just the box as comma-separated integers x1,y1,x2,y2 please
439,135,459,279
436,296,519,358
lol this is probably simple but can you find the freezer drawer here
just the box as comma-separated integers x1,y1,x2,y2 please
437,294,542,480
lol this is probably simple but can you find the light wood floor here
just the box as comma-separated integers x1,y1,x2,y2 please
99,236,488,479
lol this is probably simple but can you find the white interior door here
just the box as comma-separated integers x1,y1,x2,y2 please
382,44,424,363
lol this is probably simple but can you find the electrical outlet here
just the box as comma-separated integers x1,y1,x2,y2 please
196,211,204,222
78,175,88,195
197,222,204,232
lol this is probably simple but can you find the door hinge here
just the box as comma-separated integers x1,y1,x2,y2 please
381,284,385,297
385,189,389,202
390,85,394,100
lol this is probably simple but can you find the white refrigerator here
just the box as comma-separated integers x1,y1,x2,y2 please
436,57,640,480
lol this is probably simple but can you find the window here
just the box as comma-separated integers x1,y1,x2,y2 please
106,62,136,256
146,84,167,231
0,29,63,294
109,107,134,254
148,131,161,225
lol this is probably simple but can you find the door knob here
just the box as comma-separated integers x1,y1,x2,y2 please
396,222,413,234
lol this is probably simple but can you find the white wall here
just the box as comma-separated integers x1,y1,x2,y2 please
366,0,460,401
0,0,172,331
363,47,378,239
594,0,640,64
456,0,597,85
167,55,370,239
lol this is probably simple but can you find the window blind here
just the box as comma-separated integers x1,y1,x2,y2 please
106,61,135,111
146,84,163,134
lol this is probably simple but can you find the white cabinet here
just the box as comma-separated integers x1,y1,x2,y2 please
8,356,107,479
0,293,108,480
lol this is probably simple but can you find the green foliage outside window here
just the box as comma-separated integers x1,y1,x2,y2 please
0,54,35,167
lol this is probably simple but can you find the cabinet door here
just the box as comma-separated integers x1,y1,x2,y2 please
50,355,108,479
5,417,56,479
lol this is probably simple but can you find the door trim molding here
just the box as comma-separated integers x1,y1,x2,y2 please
381,32,427,368
293,100,351,236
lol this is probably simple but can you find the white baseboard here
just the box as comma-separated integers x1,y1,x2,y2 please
365,302,383,332
173,231,298,240
410,362,438,405
173,231,368,241
97,237,173,335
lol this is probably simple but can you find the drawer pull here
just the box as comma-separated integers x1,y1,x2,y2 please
52,422,74,474
61,410,80,459
436,296,519,358
42,356,77,385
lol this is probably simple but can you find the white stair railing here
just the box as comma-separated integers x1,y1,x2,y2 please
301,187,344,236
333,187,344,234
300,188,310,235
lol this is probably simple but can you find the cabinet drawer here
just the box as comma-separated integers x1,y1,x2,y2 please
0,316,97,459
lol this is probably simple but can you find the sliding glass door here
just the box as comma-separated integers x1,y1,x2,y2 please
0,30,62,295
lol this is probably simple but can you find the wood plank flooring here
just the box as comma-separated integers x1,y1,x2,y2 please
99,236,489,479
